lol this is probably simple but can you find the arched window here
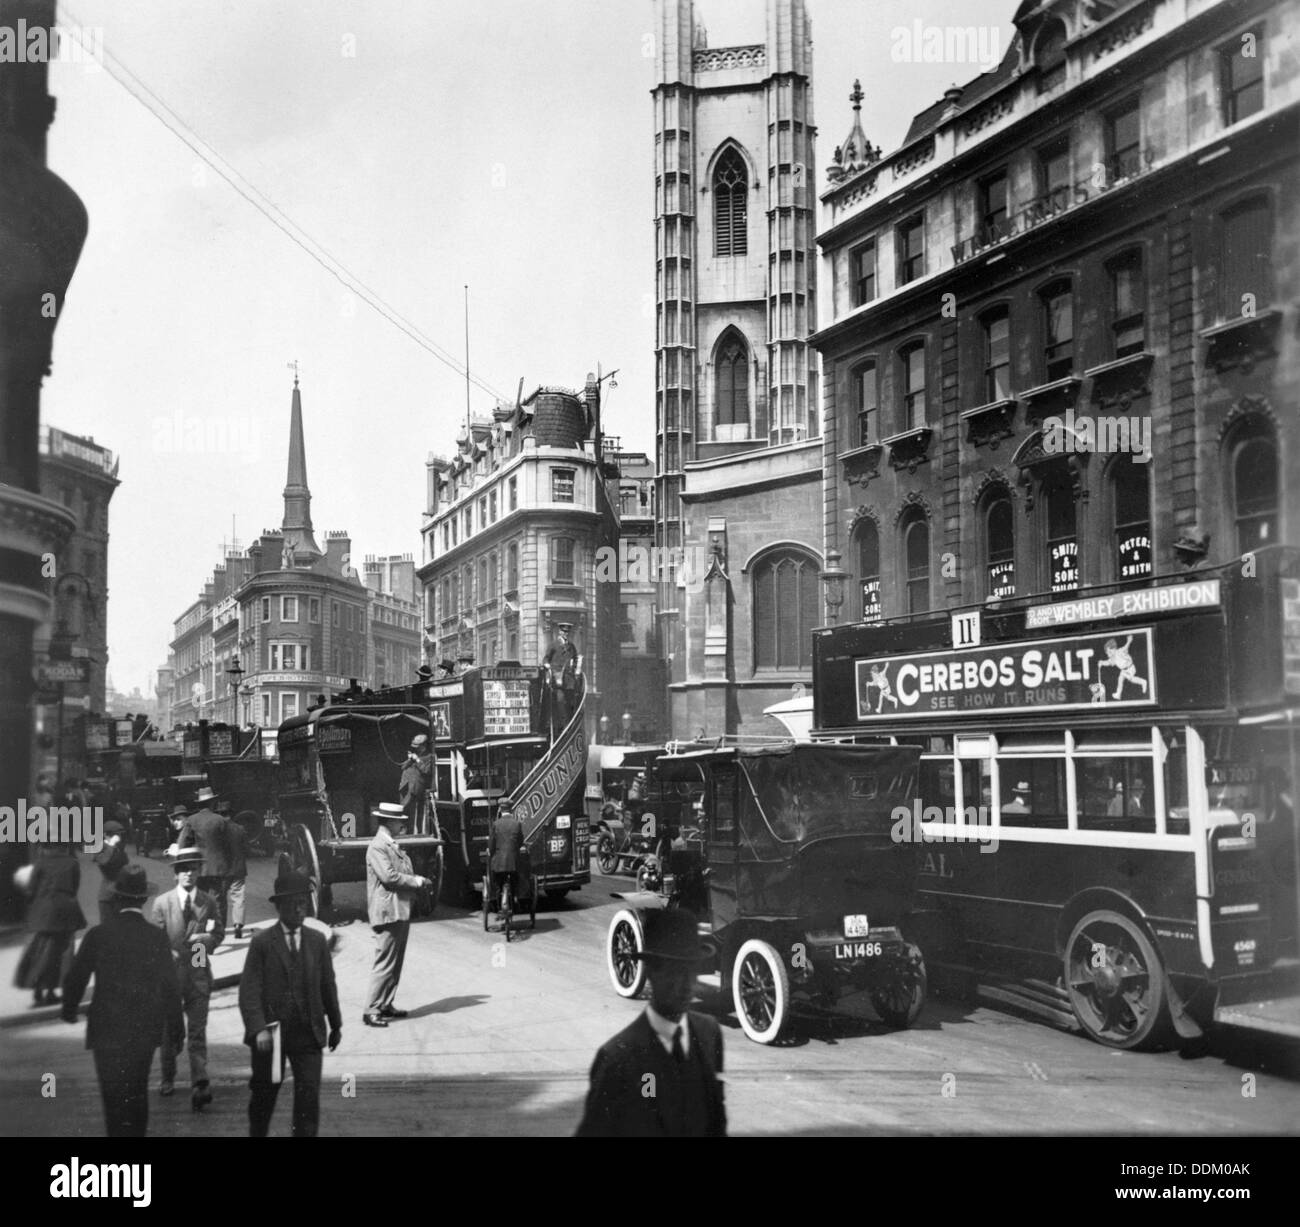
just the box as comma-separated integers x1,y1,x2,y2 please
1044,470,1078,592
714,146,748,257
900,510,930,614
854,360,878,446
985,492,1016,597
506,542,519,592
753,548,821,670
715,329,750,427
1229,424,1279,551
899,341,927,429
856,520,881,622
1112,458,1152,582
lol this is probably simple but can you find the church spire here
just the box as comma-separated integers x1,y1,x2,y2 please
281,368,321,565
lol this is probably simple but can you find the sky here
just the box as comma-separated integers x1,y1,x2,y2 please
40,0,1017,696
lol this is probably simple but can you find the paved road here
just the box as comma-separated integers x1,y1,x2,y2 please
1,863,1297,1136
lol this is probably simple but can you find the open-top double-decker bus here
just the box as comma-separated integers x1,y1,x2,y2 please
812,546,1299,1049
367,662,590,905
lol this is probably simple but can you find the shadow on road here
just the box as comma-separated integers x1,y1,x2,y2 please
407,995,489,1019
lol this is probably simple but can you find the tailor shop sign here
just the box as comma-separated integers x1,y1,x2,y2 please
855,628,1157,720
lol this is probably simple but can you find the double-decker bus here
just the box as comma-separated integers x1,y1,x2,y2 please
812,546,1299,1049
366,662,590,905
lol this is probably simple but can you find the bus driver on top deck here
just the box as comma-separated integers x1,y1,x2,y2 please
542,623,582,730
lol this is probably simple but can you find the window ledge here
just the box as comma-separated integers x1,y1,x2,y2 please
1199,309,1282,375
1085,351,1154,407
839,442,884,486
883,426,934,473
1018,376,1081,418
959,399,1017,450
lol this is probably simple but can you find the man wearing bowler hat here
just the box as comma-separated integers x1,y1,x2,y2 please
62,865,184,1137
151,846,223,1108
239,869,342,1138
178,786,234,924
576,908,726,1137
364,802,434,1027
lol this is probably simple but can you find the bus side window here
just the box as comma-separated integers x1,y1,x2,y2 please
1077,758,1155,833
435,761,452,799
712,766,737,837
918,758,956,823
998,759,1068,829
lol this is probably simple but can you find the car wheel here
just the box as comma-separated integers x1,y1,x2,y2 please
606,909,647,999
596,834,618,875
870,942,927,1029
732,939,791,1044
1064,909,1170,1050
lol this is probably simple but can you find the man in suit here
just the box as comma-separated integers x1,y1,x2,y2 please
488,798,525,918
62,866,184,1138
576,908,726,1137
363,802,433,1027
541,623,582,729
150,847,223,1109
178,786,233,924
239,869,342,1138
398,733,433,827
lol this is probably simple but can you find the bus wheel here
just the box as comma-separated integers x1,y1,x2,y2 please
606,909,647,999
1064,910,1170,1050
733,939,791,1045
870,942,927,1029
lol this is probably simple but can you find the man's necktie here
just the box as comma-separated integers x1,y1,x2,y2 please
182,895,194,926
672,1025,686,1064
288,930,299,964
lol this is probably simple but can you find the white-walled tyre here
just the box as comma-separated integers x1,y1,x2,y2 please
732,939,791,1044
607,909,647,998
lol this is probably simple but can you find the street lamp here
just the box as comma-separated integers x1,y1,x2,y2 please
599,712,609,743
621,710,632,744
822,548,848,626
226,656,244,725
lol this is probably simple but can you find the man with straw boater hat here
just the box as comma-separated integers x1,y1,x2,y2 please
239,868,342,1138
62,865,184,1138
151,846,223,1109
363,802,434,1028
576,908,726,1137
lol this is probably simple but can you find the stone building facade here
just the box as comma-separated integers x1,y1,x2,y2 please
653,0,825,738
419,382,622,740
813,0,1297,621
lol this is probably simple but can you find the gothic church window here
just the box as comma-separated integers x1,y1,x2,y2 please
714,147,749,257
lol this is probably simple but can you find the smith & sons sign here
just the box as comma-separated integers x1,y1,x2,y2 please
855,628,1157,721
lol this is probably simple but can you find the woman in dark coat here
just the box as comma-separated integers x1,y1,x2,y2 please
14,844,88,1007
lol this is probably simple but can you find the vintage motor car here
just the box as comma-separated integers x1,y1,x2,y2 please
603,741,927,1044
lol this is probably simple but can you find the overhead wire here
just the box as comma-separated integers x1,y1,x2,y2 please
61,7,512,404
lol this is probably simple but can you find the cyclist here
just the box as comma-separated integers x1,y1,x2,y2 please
488,798,525,921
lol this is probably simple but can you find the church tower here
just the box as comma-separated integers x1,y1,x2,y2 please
652,0,823,738
280,371,322,566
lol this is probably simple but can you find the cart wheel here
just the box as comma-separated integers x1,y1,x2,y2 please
733,939,791,1045
289,825,323,921
870,942,927,1029
501,877,514,944
596,833,618,875
606,909,647,999
1064,910,1170,1050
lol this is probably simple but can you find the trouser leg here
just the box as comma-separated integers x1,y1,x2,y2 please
288,1048,324,1138
226,876,246,928
160,1017,179,1082
185,975,211,1085
95,1047,152,1138
366,922,409,1012
248,1043,281,1137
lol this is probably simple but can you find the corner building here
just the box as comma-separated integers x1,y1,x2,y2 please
813,0,1297,617
654,0,824,738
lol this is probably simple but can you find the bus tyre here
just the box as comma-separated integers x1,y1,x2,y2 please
607,909,647,999
1064,910,1170,1050
733,939,791,1045
870,942,927,1029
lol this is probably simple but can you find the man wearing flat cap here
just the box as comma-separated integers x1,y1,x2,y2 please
239,869,342,1137
151,846,223,1107
364,802,433,1027
576,908,726,1137
62,865,184,1137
